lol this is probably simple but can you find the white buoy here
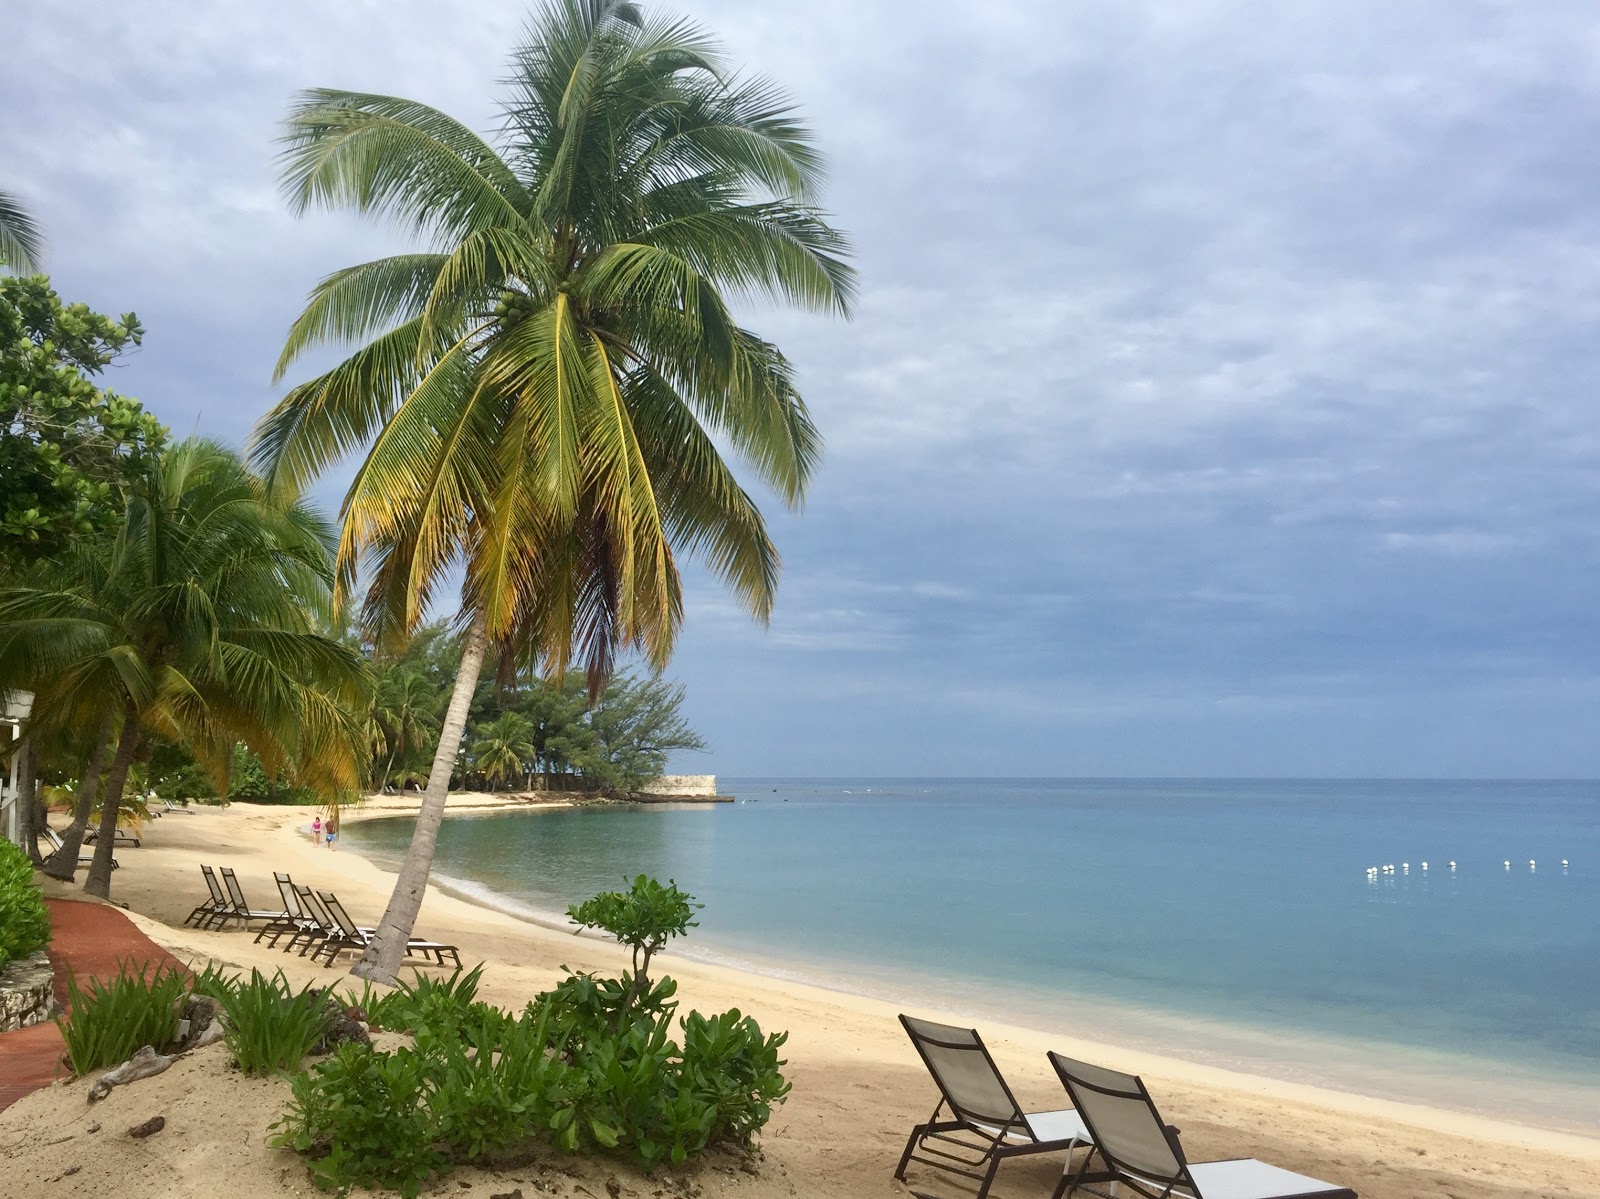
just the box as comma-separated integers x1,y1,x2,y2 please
1449,861,1457,869
1421,861,1428,870
1562,859,1569,868
1530,860,1536,870
1504,860,1511,869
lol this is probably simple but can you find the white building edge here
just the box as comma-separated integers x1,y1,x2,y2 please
2,691,34,847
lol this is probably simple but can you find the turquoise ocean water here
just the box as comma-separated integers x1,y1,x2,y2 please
344,778,1600,1130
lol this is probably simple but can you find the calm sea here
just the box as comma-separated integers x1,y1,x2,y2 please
344,778,1600,1130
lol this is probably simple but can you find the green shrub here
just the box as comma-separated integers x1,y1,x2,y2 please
57,960,188,1075
275,1042,448,1199
221,968,335,1075
275,878,791,1192
679,1008,791,1149
568,876,699,1025
0,838,50,968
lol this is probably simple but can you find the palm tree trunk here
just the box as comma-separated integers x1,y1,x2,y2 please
16,738,42,866
352,613,488,984
83,710,139,899
42,709,115,880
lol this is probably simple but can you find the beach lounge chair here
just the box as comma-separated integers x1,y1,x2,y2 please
1047,1053,1357,1199
84,825,141,847
163,798,195,814
183,864,230,926
254,872,322,948
41,826,117,870
210,866,293,930
311,889,462,969
896,1015,1093,1199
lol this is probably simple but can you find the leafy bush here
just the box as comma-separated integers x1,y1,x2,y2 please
276,878,791,1193
57,960,187,1075
277,1042,448,1199
221,968,335,1075
0,837,50,968
568,875,700,1029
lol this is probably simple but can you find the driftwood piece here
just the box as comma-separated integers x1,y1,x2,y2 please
87,1046,176,1102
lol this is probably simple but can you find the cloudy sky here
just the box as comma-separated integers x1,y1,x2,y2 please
7,1,1600,777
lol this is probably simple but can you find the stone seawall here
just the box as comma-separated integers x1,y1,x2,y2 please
639,774,717,797
0,950,54,1032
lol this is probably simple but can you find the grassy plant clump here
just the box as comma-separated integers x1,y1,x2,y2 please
57,960,188,1075
274,878,791,1194
0,838,50,968
222,968,336,1075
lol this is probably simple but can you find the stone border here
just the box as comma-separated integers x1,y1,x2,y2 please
0,949,55,1032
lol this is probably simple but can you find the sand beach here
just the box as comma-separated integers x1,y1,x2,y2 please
4,799,1598,1199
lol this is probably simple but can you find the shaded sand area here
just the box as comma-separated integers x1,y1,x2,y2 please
3,800,1598,1199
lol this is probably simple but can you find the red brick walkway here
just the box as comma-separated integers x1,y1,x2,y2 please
0,897,187,1112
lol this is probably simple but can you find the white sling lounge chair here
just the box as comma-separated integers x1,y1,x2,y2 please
1048,1053,1356,1199
896,1015,1093,1199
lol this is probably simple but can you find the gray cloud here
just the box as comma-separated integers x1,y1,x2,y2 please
7,0,1600,775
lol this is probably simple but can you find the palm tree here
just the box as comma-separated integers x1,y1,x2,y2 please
253,0,853,981
370,664,440,788
469,711,537,790
0,440,369,896
0,190,44,274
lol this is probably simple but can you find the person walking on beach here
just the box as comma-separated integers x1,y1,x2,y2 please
324,809,338,850
311,815,322,843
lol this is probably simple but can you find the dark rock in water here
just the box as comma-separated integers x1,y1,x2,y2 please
308,991,371,1054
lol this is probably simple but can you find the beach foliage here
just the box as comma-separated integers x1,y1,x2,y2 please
0,189,44,274
0,273,164,569
56,959,187,1076
275,880,789,1190
0,837,50,967
568,874,700,1023
0,439,371,897
221,967,337,1075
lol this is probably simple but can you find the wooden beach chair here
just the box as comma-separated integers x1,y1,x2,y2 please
895,1014,1094,1199
1048,1053,1357,1199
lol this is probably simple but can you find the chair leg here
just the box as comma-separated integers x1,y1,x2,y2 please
973,1154,1003,1199
894,1123,929,1181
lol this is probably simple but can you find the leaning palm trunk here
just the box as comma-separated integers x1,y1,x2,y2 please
352,615,488,983
42,709,114,880
83,711,139,899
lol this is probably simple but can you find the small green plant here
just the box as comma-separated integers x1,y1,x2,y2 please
374,964,484,1033
275,879,790,1191
568,875,700,1027
188,959,241,1002
274,1041,448,1199
0,838,50,968
680,1008,791,1148
57,960,188,1075
221,968,335,1075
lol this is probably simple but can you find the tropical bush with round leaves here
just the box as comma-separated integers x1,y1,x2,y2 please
0,837,50,968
